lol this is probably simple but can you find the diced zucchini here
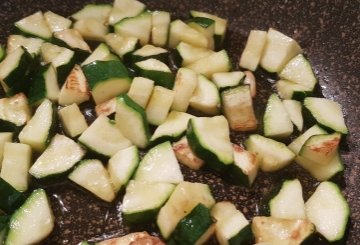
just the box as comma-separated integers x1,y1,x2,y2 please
114,12,152,46
211,201,252,245
82,43,114,66
171,68,198,112
243,71,257,98
122,180,175,223
168,203,215,245
229,144,259,187
288,124,327,154
72,4,112,24
115,94,150,149
260,28,302,73
0,178,26,214
108,0,146,25
19,99,56,152
78,115,132,157
303,97,348,134
187,116,233,172
0,215,9,243
212,71,245,90
252,216,314,244
0,45,5,62
305,181,350,242
104,33,139,59
0,47,33,95
53,29,91,60
133,141,183,184
151,11,170,47
73,19,109,42
58,64,90,105
95,98,116,117
168,19,209,49
239,30,267,71
44,11,72,33
299,132,341,165
5,189,54,245
150,111,194,145
58,103,88,138
187,50,231,78
245,134,295,172
82,60,131,104
108,145,139,193
221,85,257,132
0,143,32,192
127,77,154,108
145,86,174,126
68,159,115,202
268,179,306,219
29,134,85,179
263,94,293,138
14,11,52,40
188,17,215,50
0,93,31,127
97,232,162,245
134,58,175,89
0,133,13,163
174,41,214,67
157,181,215,239
172,137,204,170
189,75,220,115
275,79,313,100
7,35,44,56
28,64,60,105
282,99,303,131
129,44,168,64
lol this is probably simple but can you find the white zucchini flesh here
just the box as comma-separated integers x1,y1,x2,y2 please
109,0,146,25
127,77,154,108
71,4,112,24
133,44,167,57
0,48,26,85
239,30,267,71
172,136,204,170
151,11,171,47
43,64,60,102
0,132,13,163
305,181,350,242
58,103,88,138
282,99,303,131
81,43,112,66
54,29,91,52
7,35,44,56
0,93,32,127
69,159,115,202
0,143,32,192
176,41,214,66
133,141,184,184
5,189,54,245
29,134,85,179
168,20,209,48
95,98,116,117
171,68,198,112
212,71,244,89
14,11,52,40
275,79,312,100
189,10,227,39
269,179,306,219
232,144,259,186
73,19,109,42
104,33,138,58
145,86,174,126
108,145,139,193
44,11,72,33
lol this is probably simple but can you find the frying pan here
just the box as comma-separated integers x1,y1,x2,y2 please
0,0,359,244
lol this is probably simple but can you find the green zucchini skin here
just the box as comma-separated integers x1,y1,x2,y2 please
228,224,253,245
133,66,174,89
0,178,26,214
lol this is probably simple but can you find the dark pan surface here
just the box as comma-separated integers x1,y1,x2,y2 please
0,0,359,244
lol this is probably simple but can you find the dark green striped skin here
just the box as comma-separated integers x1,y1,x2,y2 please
133,64,174,89
0,178,26,214
28,64,50,106
228,224,253,245
52,36,91,62
188,17,215,28
127,52,169,67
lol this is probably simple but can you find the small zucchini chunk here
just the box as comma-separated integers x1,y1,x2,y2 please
58,64,90,106
171,68,198,112
0,178,26,214
97,232,164,245
71,4,112,24
107,145,139,193
263,94,293,138
174,41,214,67
58,103,88,138
211,201,252,245
133,141,183,184
19,99,56,152
303,97,348,134
81,43,116,66
252,216,314,244
282,99,303,131
44,11,72,33
73,19,109,42
187,50,231,78
115,94,150,149
7,35,44,56
0,93,31,128
0,143,32,192
260,28,302,73
276,79,313,100
279,54,317,91
14,11,52,40
53,29,91,60
95,98,116,117
151,11,171,47
168,19,209,49
5,189,54,245
145,86,174,126
114,12,152,46
122,180,175,223
78,115,132,157
104,33,139,59
239,30,267,71
0,133,13,163
245,134,295,172
28,64,60,105
82,60,131,105
150,111,194,145
168,203,215,245
108,0,146,26
189,75,220,116
0,47,33,95
134,58,174,89
128,44,168,64
268,179,306,219
68,159,115,202
188,17,216,50
187,116,233,172
172,136,204,170
212,71,245,91
127,77,154,108
29,134,85,179
221,85,257,132
228,144,259,187
305,181,350,242
157,181,215,239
